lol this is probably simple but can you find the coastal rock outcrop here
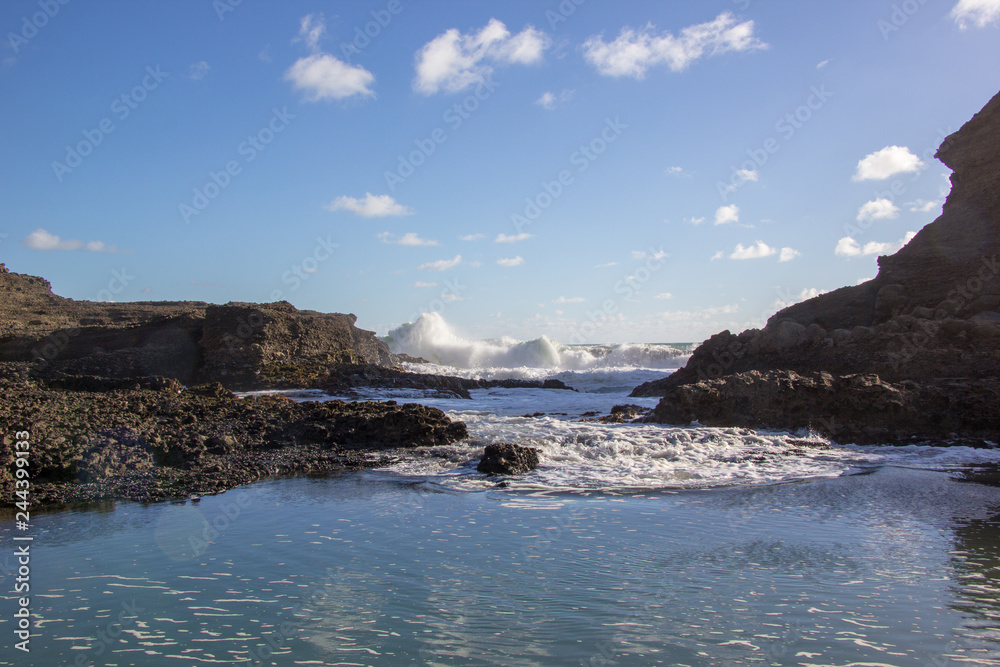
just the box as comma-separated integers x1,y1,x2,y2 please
477,442,540,475
0,365,468,506
639,90,1000,444
0,270,396,387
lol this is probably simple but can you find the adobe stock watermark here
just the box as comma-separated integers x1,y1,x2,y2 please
212,0,243,21
718,84,833,202
268,235,338,300
212,236,339,353
52,65,169,182
29,268,141,362
568,246,665,345
339,0,404,60
545,0,587,30
96,266,135,302
6,0,70,55
888,252,1000,371
878,0,930,41
178,106,295,224
512,116,627,236
384,73,500,192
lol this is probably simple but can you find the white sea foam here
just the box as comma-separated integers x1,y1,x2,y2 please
242,312,1000,493
308,383,1000,493
383,312,690,374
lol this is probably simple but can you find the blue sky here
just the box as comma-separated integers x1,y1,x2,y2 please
2,0,999,343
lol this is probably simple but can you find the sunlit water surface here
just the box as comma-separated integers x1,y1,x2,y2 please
3,366,1000,665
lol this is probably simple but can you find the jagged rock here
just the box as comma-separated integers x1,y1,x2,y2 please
477,442,540,475
639,89,1000,444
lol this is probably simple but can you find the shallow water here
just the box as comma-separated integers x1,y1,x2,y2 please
6,365,1000,665
2,467,1000,666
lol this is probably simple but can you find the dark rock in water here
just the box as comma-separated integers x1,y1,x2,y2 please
600,404,651,423
637,89,1000,445
0,366,469,507
477,442,540,475
645,370,1000,444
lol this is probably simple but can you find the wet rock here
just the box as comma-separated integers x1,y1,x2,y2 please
477,443,540,476
0,367,469,507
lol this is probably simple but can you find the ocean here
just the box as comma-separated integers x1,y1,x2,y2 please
3,314,1000,665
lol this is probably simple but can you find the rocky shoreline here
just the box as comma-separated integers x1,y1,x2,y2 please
0,363,469,507
0,265,580,508
638,90,1000,445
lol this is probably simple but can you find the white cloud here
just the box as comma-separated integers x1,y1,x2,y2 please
377,232,439,246
702,304,739,316
710,250,724,261
414,19,550,95
856,198,899,222
582,12,767,78
295,13,326,51
496,256,524,267
816,59,831,69
24,228,81,250
666,166,688,177
729,241,777,260
412,281,438,288
285,53,375,101
258,45,272,63
460,233,485,241
719,168,759,195
654,292,673,300
442,293,464,302
594,261,619,268
554,296,585,304
778,247,801,262
907,199,943,213
418,255,463,271
631,249,668,261
188,61,210,80
852,145,924,181
494,232,533,243
835,231,917,257
536,91,556,110
22,228,123,253
951,0,1000,28
327,193,413,218
536,89,573,110
685,216,706,225
714,204,740,225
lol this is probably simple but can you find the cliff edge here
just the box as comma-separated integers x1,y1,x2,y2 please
638,90,1000,444
0,269,394,388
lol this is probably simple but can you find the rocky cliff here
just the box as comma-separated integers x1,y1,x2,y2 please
0,268,395,387
639,90,1000,444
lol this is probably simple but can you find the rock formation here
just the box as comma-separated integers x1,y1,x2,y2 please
477,442,540,475
640,90,1000,444
0,370,468,506
0,269,395,387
